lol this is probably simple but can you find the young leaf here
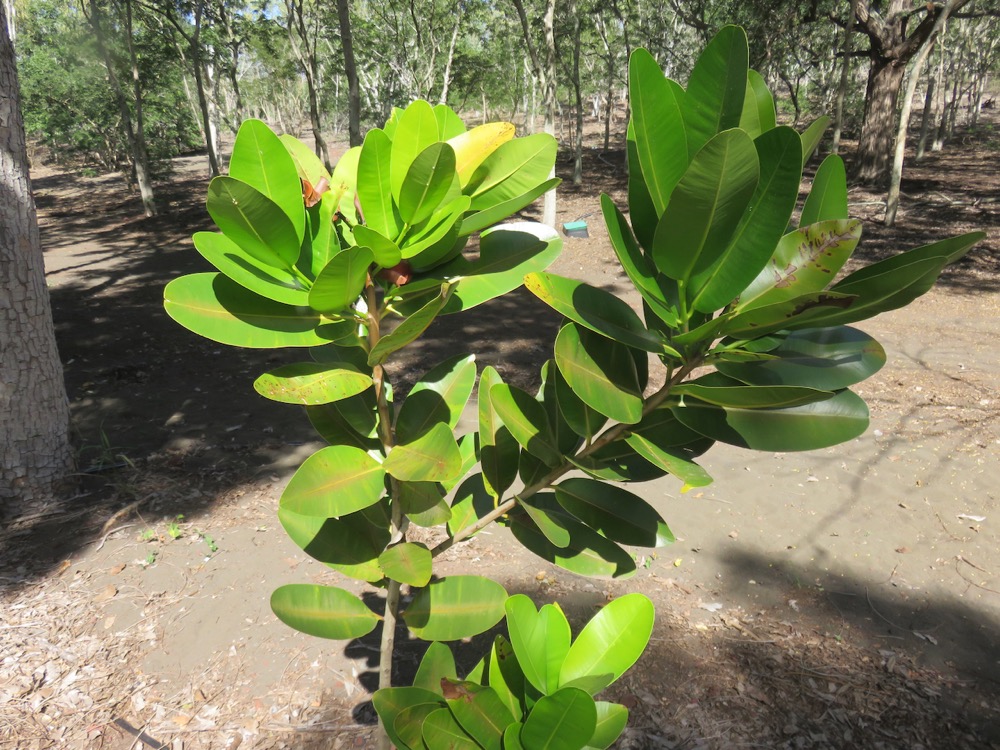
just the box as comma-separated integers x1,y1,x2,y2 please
280,132,331,187
253,362,373,405
628,48,687,215
229,119,306,245
391,100,440,204
270,584,379,640
369,283,455,366
587,702,629,750
800,154,848,227
279,445,385,517
308,246,374,313
505,595,572,696
403,576,508,641
399,142,458,226
559,593,654,694
357,128,399,239
681,25,749,158
519,688,597,750
353,225,402,268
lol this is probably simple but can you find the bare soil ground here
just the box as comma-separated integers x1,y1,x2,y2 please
3,117,1000,750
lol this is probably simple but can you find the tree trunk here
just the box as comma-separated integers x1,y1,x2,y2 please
123,0,156,216
831,0,856,156
336,0,361,147
1,6,74,507
915,73,935,160
570,0,583,186
438,8,463,105
854,58,906,185
541,0,556,227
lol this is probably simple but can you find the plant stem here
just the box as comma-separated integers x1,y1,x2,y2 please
431,360,700,558
366,279,408,750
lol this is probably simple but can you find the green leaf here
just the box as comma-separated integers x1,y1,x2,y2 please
628,48,688,215
306,401,380,452
280,445,385,516
652,129,759,286
716,326,886,390
739,69,776,139
357,128,399,239
330,145,361,224
682,26,749,158
489,636,526,721
503,724,526,750
396,353,477,443
192,231,308,306
518,494,572,548
395,704,436,750
479,367,520,499
414,642,459,695
448,121,514,185
439,223,562,313
799,116,831,168
468,133,557,209
164,273,340,349
460,177,560,236
586,703,628,750
737,219,862,311
369,283,455,365
254,363,372,405
373,687,446,750
673,373,832,408
402,197,470,270
385,422,463,483
422,708,479,750
303,191,341,279
559,594,653,695
800,155,848,227
448,685,515,750
672,388,869,451
689,126,802,313
391,100,440,204
353,225,402,268
403,576,508,641
308,246,373,315
549,360,606,440
447,474,496,538
280,132,330,187
721,291,858,340
510,515,637,579
379,542,432,586
554,324,643,425
490,384,563,467
505,595,571,696
524,273,664,353
229,119,306,245
520,688,597,750
624,120,661,252
399,143,458,226
623,432,713,488
397,481,451,527
270,584,379,640
206,176,301,270
277,506,388,579
435,105,467,140
554,479,673,548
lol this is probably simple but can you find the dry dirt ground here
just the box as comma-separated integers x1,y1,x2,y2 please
3,117,1000,750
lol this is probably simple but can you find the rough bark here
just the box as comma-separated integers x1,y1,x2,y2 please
336,0,361,148
831,0,857,155
1,6,74,507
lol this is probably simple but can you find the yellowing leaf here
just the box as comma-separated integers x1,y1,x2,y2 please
447,122,515,186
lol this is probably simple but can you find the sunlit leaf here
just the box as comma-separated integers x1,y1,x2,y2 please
280,445,385,516
206,176,301,270
384,422,463,483
379,542,432,586
554,479,673,547
270,584,379,640
520,688,597,750
554,324,643,425
505,594,571,696
800,154,848,227
403,576,508,641
399,142,458,225
253,362,372,405
682,25,749,158
357,128,399,239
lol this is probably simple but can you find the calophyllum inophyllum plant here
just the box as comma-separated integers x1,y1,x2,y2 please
163,25,982,750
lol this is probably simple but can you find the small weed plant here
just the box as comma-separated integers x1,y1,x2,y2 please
164,26,981,749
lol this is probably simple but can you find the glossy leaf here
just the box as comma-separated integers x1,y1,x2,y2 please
270,584,379,640
402,197,469,270
398,481,451,527
447,474,496,538
303,191,340,278
524,272,664,353
395,704,436,750
585,703,628,750
739,69,776,138
628,48,687,215
479,367,521,498
505,595,571,696
399,143,458,225
353,225,402,268
716,326,886,390
673,373,832,408
403,576,508,641
206,176,300,270
449,685,515,750
379,542,432,586
422,708,479,750
490,383,563,467
559,594,654,695
722,290,858,339
623,433,714,488
254,363,372,405
799,116,831,167
385,422,463,483
391,100,440,204
550,359,606,440
554,324,643,425
396,354,477,443
689,126,802,313
682,25,749,158
277,506,388,580
800,154,848,227
373,687,446,750
518,493,571,548
468,134,557,208
489,636,526,721
164,273,338,349
652,129,759,286
435,104,467,140
369,283,455,365
280,132,330,187
192,231,308,306
460,177,560,236
280,445,385,516
447,121,515,185
414,642,459,695
554,479,673,548
520,688,597,750
510,514,637,579
330,145,361,224
737,219,862,311
306,401,380,452
229,119,306,244
357,128,398,239
672,388,869,451
504,724,526,750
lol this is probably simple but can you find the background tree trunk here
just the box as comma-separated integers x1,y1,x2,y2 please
1,4,73,507
854,58,906,184
337,0,361,148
